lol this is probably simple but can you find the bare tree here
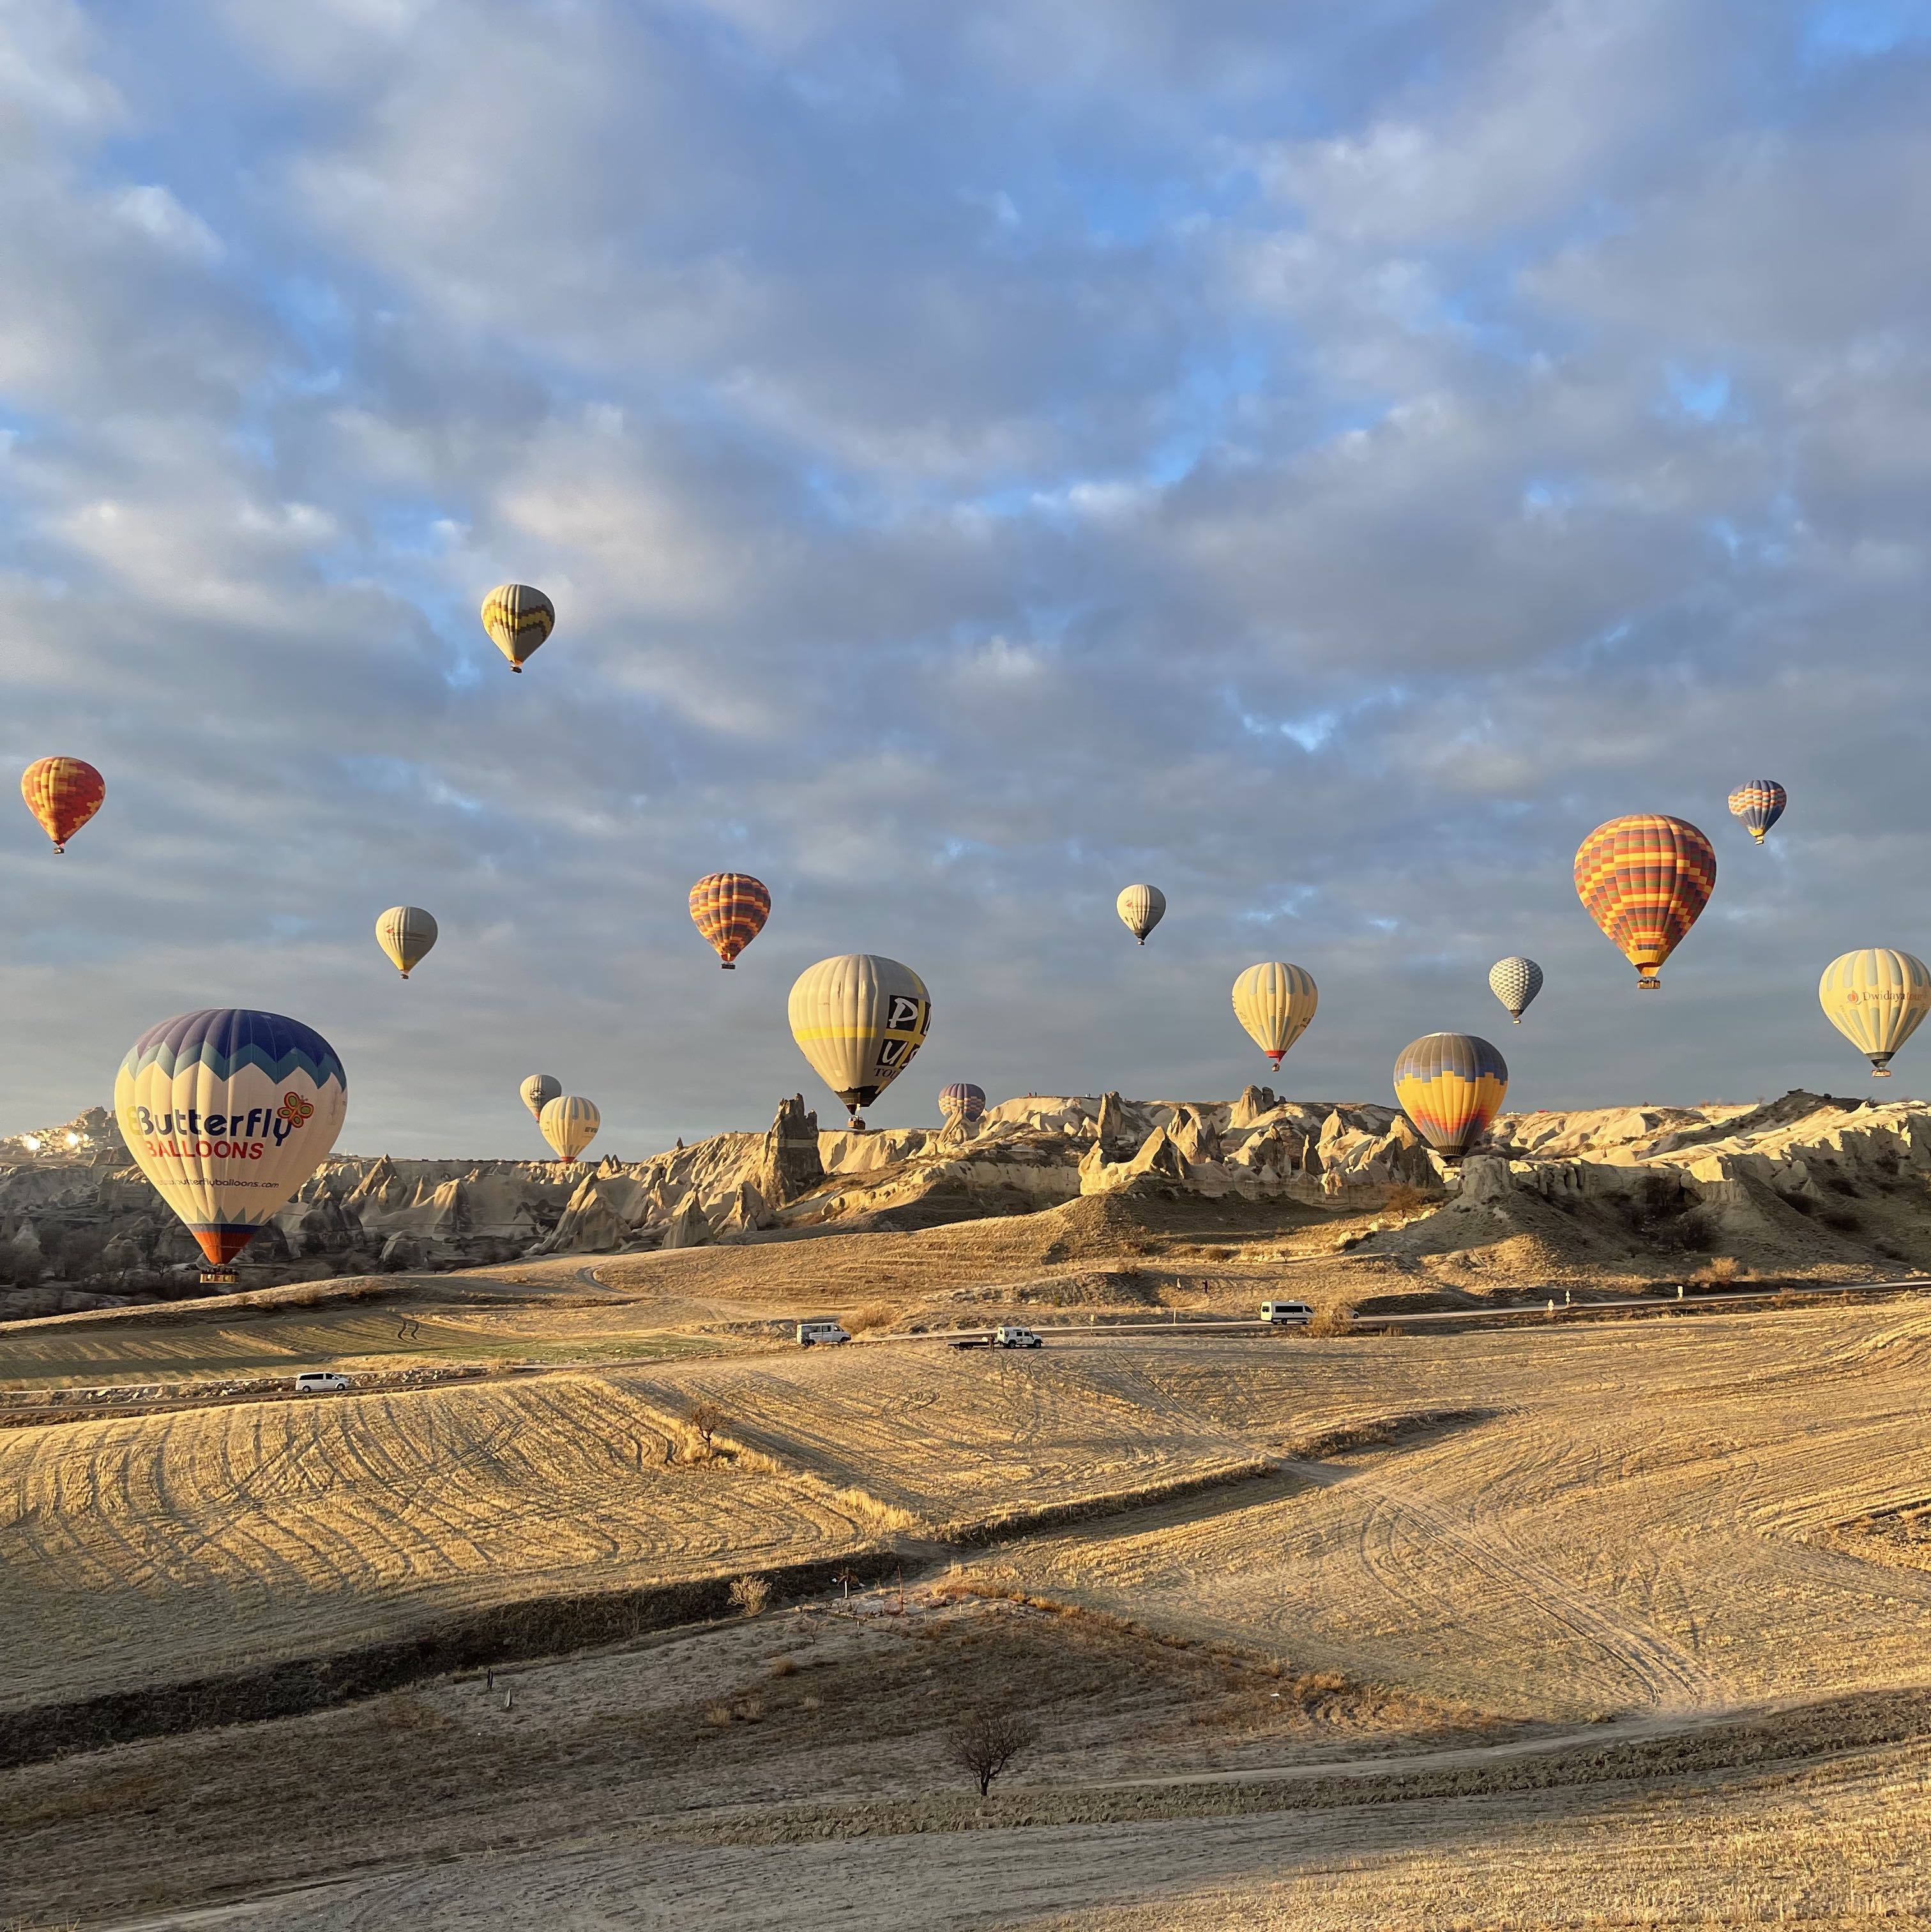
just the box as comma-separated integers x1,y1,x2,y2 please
946,1704,1036,1797
687,1399,729,1457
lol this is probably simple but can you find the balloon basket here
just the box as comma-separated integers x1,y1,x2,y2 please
1636,975,1662,990
200,1266,239,1287
721,962,735,971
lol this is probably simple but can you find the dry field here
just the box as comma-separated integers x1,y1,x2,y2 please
6,1247,1931,1926
0,1371,882,1710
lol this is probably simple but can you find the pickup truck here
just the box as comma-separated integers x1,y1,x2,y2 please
950,1325,1043,1351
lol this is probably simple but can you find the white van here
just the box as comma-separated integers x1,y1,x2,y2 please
796,1320,851,1347
293,1371,351,1393
1260,1301,1313,1328
994,1325,1042,1349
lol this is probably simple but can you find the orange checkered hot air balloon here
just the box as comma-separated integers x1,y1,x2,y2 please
1573,814,1716,989
689,872,771,969
21,757,105,853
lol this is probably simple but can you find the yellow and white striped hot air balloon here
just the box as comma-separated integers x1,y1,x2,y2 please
375,906,438,979
787,954,930,1129
481,583,556,673
1117,884,1165,945
539,1094,600,1161
1819,949,1931,1077
1231,962,1318,1069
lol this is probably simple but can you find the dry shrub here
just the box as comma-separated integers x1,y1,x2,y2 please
1306,1302,1356,1337
769,1655,799,1678
731,1694,764,1723
844,1301,897,1334
1384,1183,1434,1216
702,1701,732,1728
1693,1256,1745,1286
728,1574,771,1617
801,1692,821,1711
686,1399,728,1457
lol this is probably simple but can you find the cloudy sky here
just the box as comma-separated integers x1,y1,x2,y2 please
3,0,1928,1156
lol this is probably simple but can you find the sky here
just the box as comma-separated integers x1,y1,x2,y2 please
2,0,1928,1157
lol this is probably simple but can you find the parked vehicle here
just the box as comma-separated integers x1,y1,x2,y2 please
1260,1300,1313,1327
994,1325,1043,1349
949,1332,992,1350
293,1371,351,1393
796,1320,851,1347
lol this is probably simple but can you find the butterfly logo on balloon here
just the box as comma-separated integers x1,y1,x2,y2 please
276,1092,315,1129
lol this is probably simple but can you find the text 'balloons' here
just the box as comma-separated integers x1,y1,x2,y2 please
114,1009,347,1268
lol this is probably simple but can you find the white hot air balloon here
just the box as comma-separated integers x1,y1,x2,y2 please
520,1073,561,1121
788,954,931,1129
1116,885,1165,945
1231,962,1318,1069
1488,957,1544,1024
375,905,439,979
540,1094,600,1161
1819,949,1931,1077
115,1010,347,1278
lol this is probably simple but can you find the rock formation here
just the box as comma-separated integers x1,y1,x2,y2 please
4,1088,1930,1321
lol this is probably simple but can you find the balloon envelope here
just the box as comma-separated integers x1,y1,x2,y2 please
1393,1032,1508,1161
22,757,105,853
939,1081,987,1127
540,1094,600,1161
520,1073,561,1120
375,906,438,978
788,954,931,1125
690,872,771,968
1819,949,1931,1076
1116,885,1165,945
480,584,556,671
1231,962,1318,1069
115,1009,347,1266
1573,814,1716,988
1727,780,1787,845
1488,957,1543,1023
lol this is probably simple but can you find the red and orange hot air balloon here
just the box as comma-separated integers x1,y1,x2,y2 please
1573,814,1716,989
22,757,105,853
689,872,771,969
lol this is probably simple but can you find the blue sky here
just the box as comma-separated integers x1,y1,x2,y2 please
1,0,1928,1155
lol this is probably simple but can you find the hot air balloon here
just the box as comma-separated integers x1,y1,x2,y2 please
520,1073,561,1120
1488,957,1543,1024
1392,1033,1509,1162
375,906,438,979
1231,962,1318,1069
22,757,105,853
1727,780,1787,846
480,583,556,673
1819,949,1931,1077
788,955,930,1129
1117,885,1165,945
540,1094,600,1161
114,1010,347,1276
938,1081,987,1137
690,872,771,969
1573,815,1716,989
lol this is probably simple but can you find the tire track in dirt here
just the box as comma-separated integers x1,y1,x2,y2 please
1284,1457,1722,1713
